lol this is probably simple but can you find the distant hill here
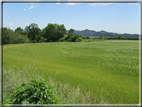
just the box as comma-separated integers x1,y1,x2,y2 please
73,29,139,37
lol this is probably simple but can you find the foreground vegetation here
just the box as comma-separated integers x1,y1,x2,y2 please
3,40,139,104
5,78,59,104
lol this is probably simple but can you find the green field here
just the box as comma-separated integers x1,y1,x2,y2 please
3,40,139,104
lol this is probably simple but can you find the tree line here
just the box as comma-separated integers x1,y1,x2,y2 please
2,23,139,45
2,23,82,45
83,35,139,40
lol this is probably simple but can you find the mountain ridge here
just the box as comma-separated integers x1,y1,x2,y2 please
72,29,139,37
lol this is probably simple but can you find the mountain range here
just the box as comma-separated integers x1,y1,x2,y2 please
73,29,139,37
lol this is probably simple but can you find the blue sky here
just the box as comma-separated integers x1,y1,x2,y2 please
2,0,140,34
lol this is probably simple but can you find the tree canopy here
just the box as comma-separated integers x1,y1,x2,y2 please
25,23,41,42
42,23,66,42
2,27,29,44
68,28,74,37
2,23,83,44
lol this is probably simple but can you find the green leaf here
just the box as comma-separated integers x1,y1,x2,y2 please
8,77,58,104
44,95,46,98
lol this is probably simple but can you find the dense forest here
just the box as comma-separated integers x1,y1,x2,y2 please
1,23,139,45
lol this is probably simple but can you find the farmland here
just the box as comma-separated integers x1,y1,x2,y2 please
3,40,139,104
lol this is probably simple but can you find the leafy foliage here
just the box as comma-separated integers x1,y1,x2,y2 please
7,78,58,104
59,36,67,42
75,37,82,42
68,28,74,38
41,23,66,42
61,29,82,42
39,37,48,43
68,34,82,42
100,34,104,39
2,27,30,45
15,27,28,36
15,27,23,34
117,35,122,39
25,23,41,42
82,36,90,39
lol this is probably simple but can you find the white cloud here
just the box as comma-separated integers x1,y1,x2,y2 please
67,3,76,5
56,0,60,5
29,6,34,9
89,3,112,6
23,8,27,11
9,23,13,26
67,0,80,5
29,5,37,9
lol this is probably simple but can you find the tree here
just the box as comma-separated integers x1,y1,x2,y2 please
2,27,29,44
15,27,27,35
117,35,122,39
15,27,23,33
54,24,66,41
68,28,74,37
25,23,41,42
57,24,67,36
75,37,82,42
100,34,104,39
2,27,10,44
41,23,56,42
41,23,66,42
82,36,85,39
68,34,82,42
86,36,90,39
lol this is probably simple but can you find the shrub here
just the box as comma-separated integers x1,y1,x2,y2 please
86,36,90,39
117,35,122,39
82,36,85,39
67,34,82,42
31,39,37,43
39,37,48,43
2,27,30,44
75,37,82,42
7,78,58,104
59,36,67,42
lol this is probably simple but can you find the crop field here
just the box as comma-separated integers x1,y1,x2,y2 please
3,40,139,104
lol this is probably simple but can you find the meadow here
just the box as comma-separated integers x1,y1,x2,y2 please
3,40,139,104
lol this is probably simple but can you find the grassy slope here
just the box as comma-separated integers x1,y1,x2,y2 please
3,40,139,104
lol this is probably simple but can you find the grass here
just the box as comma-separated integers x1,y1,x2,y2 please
3,40,139,104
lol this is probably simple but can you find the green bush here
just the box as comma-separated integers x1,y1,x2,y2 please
31,39,37,43
82,36,85,39
117,35,122,39
7,78,58,104
86,36,90,39
39,37,48,43
75,37,82,42
2,27,30,44
67,34,82,42
59,36,67,42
